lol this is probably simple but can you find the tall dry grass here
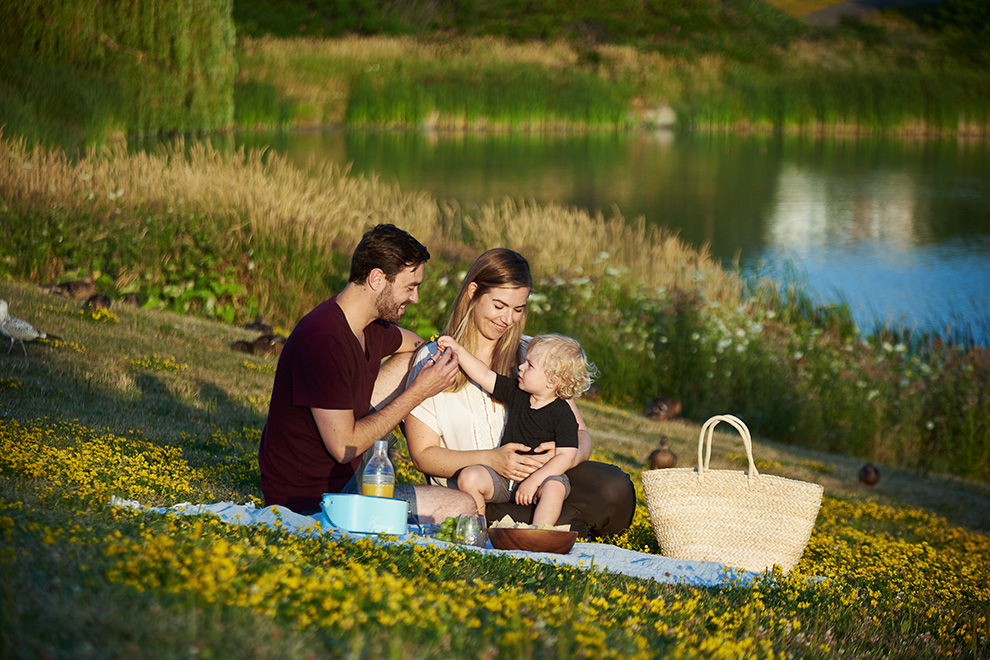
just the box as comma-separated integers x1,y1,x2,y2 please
766,0,844,16
237,35,588,128
464,199,742,304
245,34,583,69
2,134,439,250
0,132,743,307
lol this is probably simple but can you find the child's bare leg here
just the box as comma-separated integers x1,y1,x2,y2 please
532,480,567,526
456,465,495,515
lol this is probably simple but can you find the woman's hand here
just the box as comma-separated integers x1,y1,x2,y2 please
494,442,552,482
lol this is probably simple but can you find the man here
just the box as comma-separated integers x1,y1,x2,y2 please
258,224,474,522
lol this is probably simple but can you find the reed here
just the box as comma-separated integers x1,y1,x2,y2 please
681,65,990,135
345,60,633,129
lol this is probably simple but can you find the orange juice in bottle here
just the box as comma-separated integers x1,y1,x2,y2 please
361,439,395,498
361,482,395,498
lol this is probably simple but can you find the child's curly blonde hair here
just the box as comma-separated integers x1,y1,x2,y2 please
528,334,598,400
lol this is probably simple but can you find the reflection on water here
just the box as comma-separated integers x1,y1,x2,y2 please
183,130,990,344
762,163,990,342
768,165,920,249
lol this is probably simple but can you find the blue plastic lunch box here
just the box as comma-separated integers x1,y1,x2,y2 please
320,493,408,535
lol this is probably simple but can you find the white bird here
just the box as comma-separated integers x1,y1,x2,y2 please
0,299,57,359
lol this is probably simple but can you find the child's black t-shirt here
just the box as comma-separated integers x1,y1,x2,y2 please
492,373,578,455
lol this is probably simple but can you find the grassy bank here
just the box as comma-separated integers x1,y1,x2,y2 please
1,278,988,658
2,133,989,483
228,0,990,136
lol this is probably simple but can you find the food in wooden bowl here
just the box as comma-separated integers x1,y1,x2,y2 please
487,527,578,555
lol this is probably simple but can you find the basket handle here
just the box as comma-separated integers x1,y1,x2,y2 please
697,414,759,484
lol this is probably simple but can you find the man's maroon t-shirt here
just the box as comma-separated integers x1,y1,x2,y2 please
258,296,402,512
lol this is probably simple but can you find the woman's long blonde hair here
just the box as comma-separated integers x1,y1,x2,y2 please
443,248,532,392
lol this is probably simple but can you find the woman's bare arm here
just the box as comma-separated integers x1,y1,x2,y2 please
524,446,578,483
569,399,593,465
405,414,551,481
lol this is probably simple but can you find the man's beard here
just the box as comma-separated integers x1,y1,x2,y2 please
375,287,403,324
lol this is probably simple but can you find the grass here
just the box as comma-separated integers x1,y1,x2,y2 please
232,0,806,58
234,35,638,131
1,278,988,658
2,5,988,653
0,130,741,328
228,1,990,136
2,131,989,482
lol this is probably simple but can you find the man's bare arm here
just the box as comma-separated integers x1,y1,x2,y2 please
372,328,427,408
314,347,458,463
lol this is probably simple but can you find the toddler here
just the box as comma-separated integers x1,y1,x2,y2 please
436,333,597,526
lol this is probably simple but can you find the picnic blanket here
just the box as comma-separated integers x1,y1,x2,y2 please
111,499,761,588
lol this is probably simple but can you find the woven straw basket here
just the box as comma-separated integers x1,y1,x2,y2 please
642,414,824,574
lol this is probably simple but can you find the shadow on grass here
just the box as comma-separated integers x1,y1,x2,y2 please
1,342,269,502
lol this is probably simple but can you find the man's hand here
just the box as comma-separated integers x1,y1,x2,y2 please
408,345,459,399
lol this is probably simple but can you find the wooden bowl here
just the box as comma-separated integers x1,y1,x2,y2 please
487,527,578,555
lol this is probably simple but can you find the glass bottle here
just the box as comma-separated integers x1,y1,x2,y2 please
361,439,395,498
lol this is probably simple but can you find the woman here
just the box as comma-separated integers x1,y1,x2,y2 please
404,248,636,537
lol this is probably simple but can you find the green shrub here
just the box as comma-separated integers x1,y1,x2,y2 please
233,0,804,60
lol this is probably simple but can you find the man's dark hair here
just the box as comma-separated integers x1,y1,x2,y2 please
349,224,430,284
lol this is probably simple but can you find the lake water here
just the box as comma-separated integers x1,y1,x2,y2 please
231,129,990,345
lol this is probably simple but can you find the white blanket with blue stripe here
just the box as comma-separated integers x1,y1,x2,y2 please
112,498,762,588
